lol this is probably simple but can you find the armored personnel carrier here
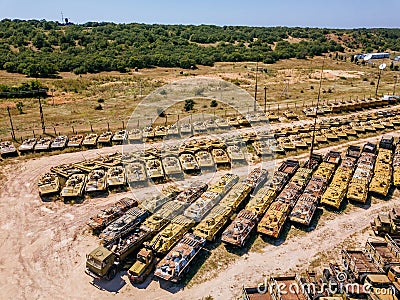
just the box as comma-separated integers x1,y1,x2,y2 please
85,169,108,193
211,148,231,167
97,131,113,146
184,191,221,222
161,155,183,178
142,126,155,141
221,209,257,247
99,207,149,244
146,215,195,256
193,205,233,242
154,233,205,282
289,135,308,149
94,152,122,168
127,129,142,143
82,133,98,148
204,119,217,132
369,147,393,197
226,145,246,162
67,134,84,148
87,198,138,234
112,130,127,144
167,124,179,137
243,167,269,191
283,110,299,120
321,154,358,210
277,137,296,152
208,173,239,196
175,183,208,204
154,126,167,139
86,225,152,280
227,116,239,127
347,143,377,203
180,123,192,136
139,185,181,213
50,163,81,178
219,183,252,212
50,135,68,150
179,152,200,174
194,150,215,170
290,152,340,226
245,186,277,217
253,140,273,157
38,172,60,196
142,200,187,232
106,166,126,188
265,111,280,122
371,208,400,236
124,159,147,187
393,142,400,187
34,137,52,152
73,159,102,173
0,141,18,157
145,158,165,181
60,173,86,199
214,118,229,130
258,164,310,238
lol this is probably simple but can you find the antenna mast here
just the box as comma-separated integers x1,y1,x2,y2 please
308,58,325,168
61,12,64,24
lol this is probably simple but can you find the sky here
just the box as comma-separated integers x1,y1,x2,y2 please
1,0,399,28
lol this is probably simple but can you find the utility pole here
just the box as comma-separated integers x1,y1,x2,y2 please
394,75,398,96
309,58,325,169
7,107,16,140
254,61,258,112
264,86,267,113
38,95,46,134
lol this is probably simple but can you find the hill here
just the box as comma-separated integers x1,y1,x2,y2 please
0,19,399,77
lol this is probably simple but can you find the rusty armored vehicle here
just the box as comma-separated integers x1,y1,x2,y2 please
87,198,138,234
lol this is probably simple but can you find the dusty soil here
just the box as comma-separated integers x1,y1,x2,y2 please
0,123,399,300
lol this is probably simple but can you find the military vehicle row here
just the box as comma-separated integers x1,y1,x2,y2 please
243,229,400,300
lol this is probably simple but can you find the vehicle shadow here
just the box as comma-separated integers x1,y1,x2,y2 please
90,271,127,293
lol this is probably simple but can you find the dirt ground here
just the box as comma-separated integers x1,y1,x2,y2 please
0,118,399,300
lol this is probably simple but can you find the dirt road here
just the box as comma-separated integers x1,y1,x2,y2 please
0,131,398,300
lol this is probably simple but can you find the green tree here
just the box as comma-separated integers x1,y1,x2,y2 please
16,101,24,114
184,99,195,111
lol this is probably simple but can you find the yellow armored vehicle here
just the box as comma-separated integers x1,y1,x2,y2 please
34,137,52,152
142,200,186,232
283,110,299,120
67,134,84,148
393,142,400,187
227,145,246,162
85,169,108,193
193,205,233,242
145,158,165,181
257,200,292,238
227,116,239,127
277,137,296,152
253,140,273,157
38,172,60,197
60,173,86,199
73,159,102,173
0,141,18,157
112,130,127,144
184,191,221,222
219,183,252,212
265,111,280,122
245,187,277,217
347,143,377,203
369,147,393,197
142,126,155,140
179,152,200,173
125,160,148,186
289,135,308,149
167,123,179,137
106,166,126,188
180,123,192,136
211,148,230,167
139,185,181,213
195,150,215,169
154,126,167,139
82,133,98,148
214,118,229,130
50,163,81,178
161,155,183,178
98,131,113,146
127,129,142,143
50,135,68,151
145,215,195,256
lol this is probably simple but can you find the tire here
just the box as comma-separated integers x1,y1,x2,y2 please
106,266,117,281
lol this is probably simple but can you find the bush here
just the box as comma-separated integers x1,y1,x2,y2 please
16,101,24,114
95,104,103,110
97,98,104,103
370,81,375,85
184,99,195,111
210,99,218,107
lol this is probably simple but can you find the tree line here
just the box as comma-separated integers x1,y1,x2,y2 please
0,19,399,77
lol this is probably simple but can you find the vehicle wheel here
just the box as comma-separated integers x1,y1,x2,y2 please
106,266,117,280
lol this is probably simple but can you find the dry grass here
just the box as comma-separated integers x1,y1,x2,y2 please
0,56,398,141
